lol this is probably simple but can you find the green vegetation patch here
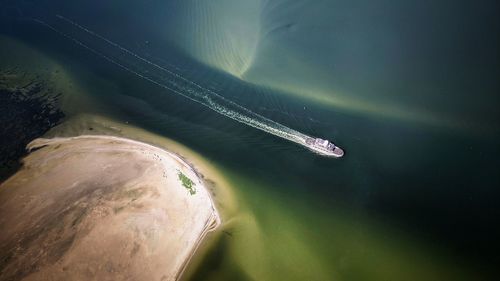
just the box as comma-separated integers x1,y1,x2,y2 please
178,171,196,195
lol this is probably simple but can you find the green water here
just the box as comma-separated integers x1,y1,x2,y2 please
187,168,476,281
1,1,499,280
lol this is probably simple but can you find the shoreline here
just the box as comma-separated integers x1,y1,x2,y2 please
1,135,222,280
28,135,221,281
42,113,238,217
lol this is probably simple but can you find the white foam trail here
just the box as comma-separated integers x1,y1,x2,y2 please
36,16,317,149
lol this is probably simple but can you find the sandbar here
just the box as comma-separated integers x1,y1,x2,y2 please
0,135,220,281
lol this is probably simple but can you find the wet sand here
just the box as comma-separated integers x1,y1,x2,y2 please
0,135,220,281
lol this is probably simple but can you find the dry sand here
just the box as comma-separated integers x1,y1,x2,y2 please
43,114,238,218
0,135,220,281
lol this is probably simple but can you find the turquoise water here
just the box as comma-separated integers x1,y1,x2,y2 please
1,1,499,280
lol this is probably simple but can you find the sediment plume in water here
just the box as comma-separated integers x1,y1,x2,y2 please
33,15,329,152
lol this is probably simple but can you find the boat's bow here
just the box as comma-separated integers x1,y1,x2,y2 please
332,146,344,158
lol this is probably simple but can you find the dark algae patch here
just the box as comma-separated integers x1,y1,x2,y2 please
0,68,64,180
178,171,196,195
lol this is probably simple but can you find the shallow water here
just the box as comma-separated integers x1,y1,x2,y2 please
1,1,499,280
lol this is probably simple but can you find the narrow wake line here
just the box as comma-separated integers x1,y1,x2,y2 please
53,15,304,140
34,16,332,153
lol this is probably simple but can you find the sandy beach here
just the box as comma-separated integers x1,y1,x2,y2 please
0,135,220,281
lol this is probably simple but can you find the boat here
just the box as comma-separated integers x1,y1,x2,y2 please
304,137,344,158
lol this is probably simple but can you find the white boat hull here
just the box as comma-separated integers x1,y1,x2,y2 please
304,137,344,158
307,145,344,158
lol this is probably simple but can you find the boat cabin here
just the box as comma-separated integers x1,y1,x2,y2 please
313,138,335,151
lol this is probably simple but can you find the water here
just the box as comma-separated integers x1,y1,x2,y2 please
34,15,314,149
1,1,499,280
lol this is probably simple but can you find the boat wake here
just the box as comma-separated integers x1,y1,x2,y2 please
34,15,341,157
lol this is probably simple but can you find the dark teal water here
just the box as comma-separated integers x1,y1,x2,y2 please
1,1,499,280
